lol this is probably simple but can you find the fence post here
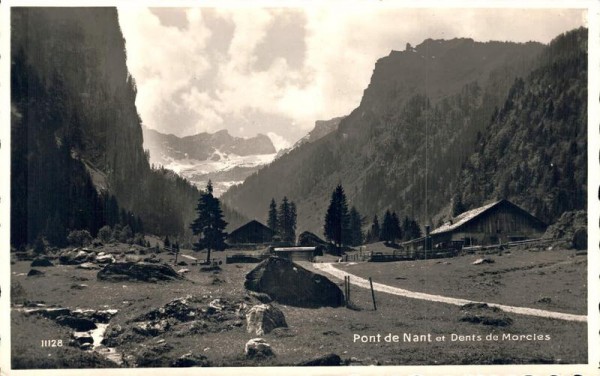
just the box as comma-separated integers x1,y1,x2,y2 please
344,276,348,306
369,277,377,311
347,275,351,305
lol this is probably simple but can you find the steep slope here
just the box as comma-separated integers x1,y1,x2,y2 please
11,8,245,246
222,36,562,236
456,28,587,223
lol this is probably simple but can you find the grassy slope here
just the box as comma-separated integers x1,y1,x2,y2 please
10,245,587,367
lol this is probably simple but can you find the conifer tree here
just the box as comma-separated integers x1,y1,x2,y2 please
391,212,402,242
381,210,394,243
190,180,228,263
324,184,350,252
289,201,297,244
369,215,381,242
267,198,278,232
349,206,364,246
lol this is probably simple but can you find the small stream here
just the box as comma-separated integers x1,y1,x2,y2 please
14,305,124,365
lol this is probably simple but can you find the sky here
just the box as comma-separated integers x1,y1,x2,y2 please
117,6,587,150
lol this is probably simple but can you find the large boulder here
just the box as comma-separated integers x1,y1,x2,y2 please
97,262,183,282
245,257,344,308
246,304,287,335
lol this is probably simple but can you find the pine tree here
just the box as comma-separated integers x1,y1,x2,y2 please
369,215,381,242
289,201,297,244
190,180,228,263
324,184,350,252
349,206,363,246
277,197,296,243
381,210,394,243
267,198,278,231
391,212,402,242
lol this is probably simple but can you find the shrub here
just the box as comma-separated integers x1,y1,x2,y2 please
66,230,92,247
117,225,133,244
97,225,112,243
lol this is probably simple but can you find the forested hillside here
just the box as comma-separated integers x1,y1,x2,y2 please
10,8,245,247
457,28,587,223
222,37,550,234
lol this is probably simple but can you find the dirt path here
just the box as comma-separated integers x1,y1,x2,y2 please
313,263,587,323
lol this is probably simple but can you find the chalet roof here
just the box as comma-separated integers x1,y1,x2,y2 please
228,220,275,237
430,199,504,235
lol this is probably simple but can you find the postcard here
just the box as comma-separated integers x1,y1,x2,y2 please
1,1,598,375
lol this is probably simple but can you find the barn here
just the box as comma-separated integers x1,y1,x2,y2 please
227,220,276,246
430,199,547,247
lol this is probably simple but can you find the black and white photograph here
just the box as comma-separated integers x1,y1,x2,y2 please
1,1,598,374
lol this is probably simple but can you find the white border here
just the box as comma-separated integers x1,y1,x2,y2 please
0,1,598,375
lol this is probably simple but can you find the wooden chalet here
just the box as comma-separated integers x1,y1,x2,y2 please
227,220,276,246
429,199,547,247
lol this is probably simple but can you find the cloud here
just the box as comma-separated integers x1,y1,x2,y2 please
118,7,586,145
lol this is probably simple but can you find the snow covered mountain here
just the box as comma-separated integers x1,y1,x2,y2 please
142,126,278,196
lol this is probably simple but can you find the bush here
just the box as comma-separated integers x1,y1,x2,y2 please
118,225,133,244
66,230,92,247
97,225,112,243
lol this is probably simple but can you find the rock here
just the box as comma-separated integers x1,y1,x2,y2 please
133,320,170,336
31,257,54,267
70,284,88,290
208,299,223,313
97,262,183,282
78,262,100,270
245,338,274,358
27,269,45,277
56,315,97,331
72,332,94,346
177,268,190,274
59,249,94,265
125,255,142,263
92,309,118,323
246,304,287,335
96,254,116,264
170,352,210,367
459,303,512,327
245,257,344,308
298,353,341,366
472,258,494,265
572,228,587,250
138,297,197,322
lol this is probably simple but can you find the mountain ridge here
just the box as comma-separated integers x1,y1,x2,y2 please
222,31,585,237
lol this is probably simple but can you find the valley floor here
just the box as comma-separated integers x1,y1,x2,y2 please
10,246,587,368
